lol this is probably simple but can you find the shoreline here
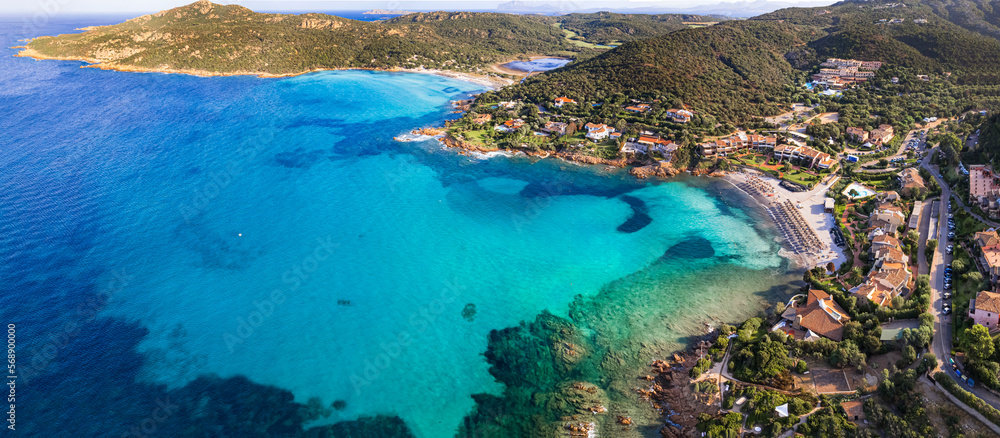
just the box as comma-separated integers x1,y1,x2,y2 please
11,46,514,90
723,170,846,271
426,130,715,179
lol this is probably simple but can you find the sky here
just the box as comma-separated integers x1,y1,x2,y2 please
6,0,836,15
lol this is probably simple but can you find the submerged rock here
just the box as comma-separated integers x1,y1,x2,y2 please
662,235,716,259
458,311,606,437
461,303,476,321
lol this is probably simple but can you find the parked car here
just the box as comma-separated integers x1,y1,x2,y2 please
943,292,952,299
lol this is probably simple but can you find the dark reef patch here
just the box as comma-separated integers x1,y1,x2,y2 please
274,147,325,168
662,235,715,259
462,303,477,321
458,311,605,437
616,195,652,233
284,117,347,130
16,297,416,437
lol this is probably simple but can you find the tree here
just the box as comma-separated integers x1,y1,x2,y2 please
952,259,966,273
830,340,866,368
774,301,786,317
967,324,995,361
919,353,938,374
967,271,984,285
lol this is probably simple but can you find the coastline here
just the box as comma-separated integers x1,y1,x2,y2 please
429,131,707,179
11,46,514,90
723,170,846,271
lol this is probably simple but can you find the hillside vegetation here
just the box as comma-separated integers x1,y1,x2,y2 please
493,0,1000,125
550,12,727,44
20,2,720,76
491,21,811,124
20,1,574,74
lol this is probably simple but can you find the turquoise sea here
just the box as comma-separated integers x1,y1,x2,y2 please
1,16,802,437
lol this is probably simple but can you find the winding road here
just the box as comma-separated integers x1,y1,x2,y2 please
921,147,1000,411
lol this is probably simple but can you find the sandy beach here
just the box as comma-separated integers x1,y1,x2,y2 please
726,170,846,270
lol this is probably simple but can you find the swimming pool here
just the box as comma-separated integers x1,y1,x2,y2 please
843,182,877,199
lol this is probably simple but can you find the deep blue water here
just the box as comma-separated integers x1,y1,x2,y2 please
0,15,797,437
500,58,572,72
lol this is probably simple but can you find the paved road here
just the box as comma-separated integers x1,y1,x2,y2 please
924,146,1000,228
856,125,932,172
921,150,1000,411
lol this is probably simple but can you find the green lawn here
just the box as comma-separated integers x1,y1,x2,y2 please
552,23,616,49
783,169,820,188
460,128,495,148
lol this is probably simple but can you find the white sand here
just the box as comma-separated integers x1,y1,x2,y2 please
727,171,847,270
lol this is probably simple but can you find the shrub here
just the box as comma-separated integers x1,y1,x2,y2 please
795,360,808,374
690,357,713,378
935,372,1000,426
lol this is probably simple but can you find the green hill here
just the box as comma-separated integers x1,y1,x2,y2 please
492,0,1000,125
19,1,573,75
491,20,810,124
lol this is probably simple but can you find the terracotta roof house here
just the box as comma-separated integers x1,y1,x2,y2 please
873,263,910,294
784,289,851,341
871,234,902,250
637,135,668,146
976,231,1000,283
878,191,900,202
856,281,894,307
866,220,898,240
625,104,651,113
871,124,895,143
542,121,568,136
494,118,525,132
665,109,693,123
854,256,911,307
897,168,926,197
554,97,577,107
970,291,1000,329
847,127,869,143
976,230,1000,248
870,202,906,229
874,245,908,266
472,114,493,125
